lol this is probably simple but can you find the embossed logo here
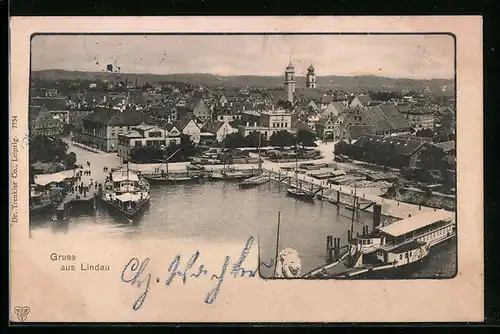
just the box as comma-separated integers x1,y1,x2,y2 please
14,306,30,322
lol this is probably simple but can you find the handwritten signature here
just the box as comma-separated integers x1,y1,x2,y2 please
121,236,274,311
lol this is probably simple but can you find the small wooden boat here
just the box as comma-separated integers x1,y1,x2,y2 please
286,186,315,200
286,143,314,201
210,170,251,180
239,174,269,188
144,173,203,184
345,203,356,210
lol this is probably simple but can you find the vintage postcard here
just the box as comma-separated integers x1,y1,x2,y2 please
9,16,483,323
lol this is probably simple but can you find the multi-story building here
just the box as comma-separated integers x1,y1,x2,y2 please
397,106,435,130
238,108,293,138
117,123,181,160
29,109,64,137
77,108,146,152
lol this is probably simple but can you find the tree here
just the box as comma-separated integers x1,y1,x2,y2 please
223,132,246,148
29,135,69,165
296,129,316,148
244,131,269,148
368,90,403,102
64,152,77,169
270,130,296,148
417,145,447,177
62,123,74,137
277,100,292,110
178,134,197,160
415,128,434,138
130,147,165,163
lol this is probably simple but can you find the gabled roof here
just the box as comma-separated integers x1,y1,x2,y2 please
295,88,324,102
108,111,146,126
395,104,412,113
316,117,334,126
269,90,289,103
329,102,346,112
353,95,372,106
378,104,411,130
353,134,426,156
407,107,435,115
30,97,67,110
321,95,334,104
121,130,143,139
202,121,227,134
174,106,193,119
165,123,180,132
347,125,374,140
134,123,156,131
363,106,394,132
434,140,455,153
175,118,200,131
83,107,120,125
293,119,313,132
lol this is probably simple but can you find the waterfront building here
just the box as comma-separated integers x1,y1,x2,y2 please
238,108,294,139
117,123,181,160
201,121,238,142
78,108,146,152
175,118,202,144
335,134,428,168
340,104,411,139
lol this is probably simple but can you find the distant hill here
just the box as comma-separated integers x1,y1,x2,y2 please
32,70,455,95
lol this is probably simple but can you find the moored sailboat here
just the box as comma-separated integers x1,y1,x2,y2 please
143,148,202,184
286,144,314,200
239,131,268,188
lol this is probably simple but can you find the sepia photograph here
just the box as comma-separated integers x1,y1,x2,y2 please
10,16,483,323
27,33,457,280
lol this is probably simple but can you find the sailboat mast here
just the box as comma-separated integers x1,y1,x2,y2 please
295,142,299,189
257,130,262,172
348,187,357,267
166,151,169,176
126,157,130,192
273,211,281,278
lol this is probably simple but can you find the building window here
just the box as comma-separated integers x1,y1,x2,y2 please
149,131,162,138
400,254,402,260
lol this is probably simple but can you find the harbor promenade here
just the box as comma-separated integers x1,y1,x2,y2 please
64,139,451,219
55,140,122,219
263,166,438,219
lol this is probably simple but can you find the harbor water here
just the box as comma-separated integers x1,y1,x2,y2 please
30,179,457,278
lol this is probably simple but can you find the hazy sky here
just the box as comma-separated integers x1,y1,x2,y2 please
31,34,455,79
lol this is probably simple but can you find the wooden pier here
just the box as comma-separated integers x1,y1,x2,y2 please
53,185,101,220
264,169,376,209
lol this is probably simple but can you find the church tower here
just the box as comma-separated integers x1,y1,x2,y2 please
284,60,296,103
306,64,316,89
